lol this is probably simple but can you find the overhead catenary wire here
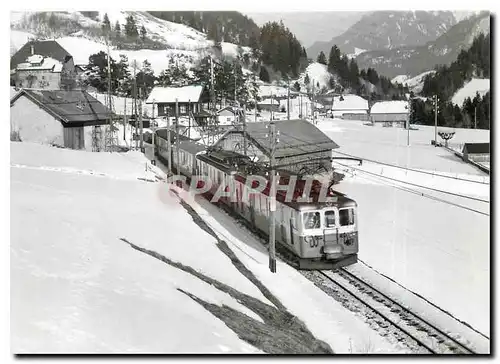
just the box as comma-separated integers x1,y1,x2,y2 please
333,160,489,217
332,149,489,185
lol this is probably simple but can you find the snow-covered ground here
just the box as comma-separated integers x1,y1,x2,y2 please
299,62,331,90
451,78,490,106
392,71,436,94
316,118,490,337
11,141,412,353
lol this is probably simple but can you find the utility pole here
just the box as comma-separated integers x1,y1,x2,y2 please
210,55,215,146
166,116,172,174
132,61,138,150
123,97,127,141
139,87,144,152
434,95,439,147
188,99,191,139
270,91,273,121
407,97,411,147
475,106,477,129
287,80,290,120
175,98,180,174
268,121,278,273
312,79,315,124
243,102,247,156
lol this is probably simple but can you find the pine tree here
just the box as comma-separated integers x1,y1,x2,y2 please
114,21,121,34
317,51,327,65
259,66,270,83
140,25,147,41
102,13,111,33
304,73,310,86
125,15,139,39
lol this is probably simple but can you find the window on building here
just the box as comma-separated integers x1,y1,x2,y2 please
180,105,187,114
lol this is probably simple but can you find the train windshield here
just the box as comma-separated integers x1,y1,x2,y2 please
303,211,321,230
339,208,355,226
324,210,336,228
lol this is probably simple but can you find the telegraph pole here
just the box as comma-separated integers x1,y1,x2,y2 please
166,116,172,174
270,91,273,121
475,106,477,129
188,99,191,139
175,98,180,174
407,97,411,146
287,80,290,120
210,55,215,146
243,102,248,156
312,79,315,124
132,61,138,150
268,121,278,273
139,87,144,152
434,95,439,147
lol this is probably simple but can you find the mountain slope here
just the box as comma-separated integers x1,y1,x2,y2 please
307,11,456,58
355,11,490,78
246,11,365,48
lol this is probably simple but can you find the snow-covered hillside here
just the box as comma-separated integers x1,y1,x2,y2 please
392,70,436,94
11,11,252,76
451,78,490,106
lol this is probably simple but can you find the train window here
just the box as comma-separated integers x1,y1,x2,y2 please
303,212,320,230
339,208,355,226
324,210,336,228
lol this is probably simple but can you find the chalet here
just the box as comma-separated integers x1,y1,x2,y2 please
462,143,490,163
331,94,369,120
146,85,209,117
217,106,239,126
10,89,113,150
370,101,409,127
11,40,77,90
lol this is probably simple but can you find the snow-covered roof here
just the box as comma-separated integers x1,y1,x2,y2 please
452,78,490,106
370,100,409,114
332,94,368,111
146,85,204,104
16,55,63,72
258,98,279,105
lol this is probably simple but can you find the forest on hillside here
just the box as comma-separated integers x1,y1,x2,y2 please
410,33,491,129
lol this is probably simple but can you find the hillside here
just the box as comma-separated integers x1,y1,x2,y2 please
307,11,456,59
451,78,490,106
10,11,255,77
355,11,490,78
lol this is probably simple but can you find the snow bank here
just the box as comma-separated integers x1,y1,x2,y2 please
451,78,490,106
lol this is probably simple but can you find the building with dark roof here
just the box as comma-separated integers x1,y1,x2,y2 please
11,40,77,90
10,89,113,150
212,119,339,175
462,142,490,163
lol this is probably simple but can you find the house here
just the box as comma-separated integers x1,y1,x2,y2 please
217,106,239,126
370,100,409,126
146,85,209,117
462,143,490,163
331,94,369,120
257,98,280,112
10,89,113,151
11,40,77,90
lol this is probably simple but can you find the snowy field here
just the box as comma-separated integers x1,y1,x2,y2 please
11,141,410,354
316,118,490,337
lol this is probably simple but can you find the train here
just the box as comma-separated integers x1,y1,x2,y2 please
154,130,359,270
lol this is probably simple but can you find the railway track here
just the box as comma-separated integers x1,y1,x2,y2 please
307,269,477,354
154,154,480,354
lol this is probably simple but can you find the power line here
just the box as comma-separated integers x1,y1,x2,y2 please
333,160,489,217
332,149,489,185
